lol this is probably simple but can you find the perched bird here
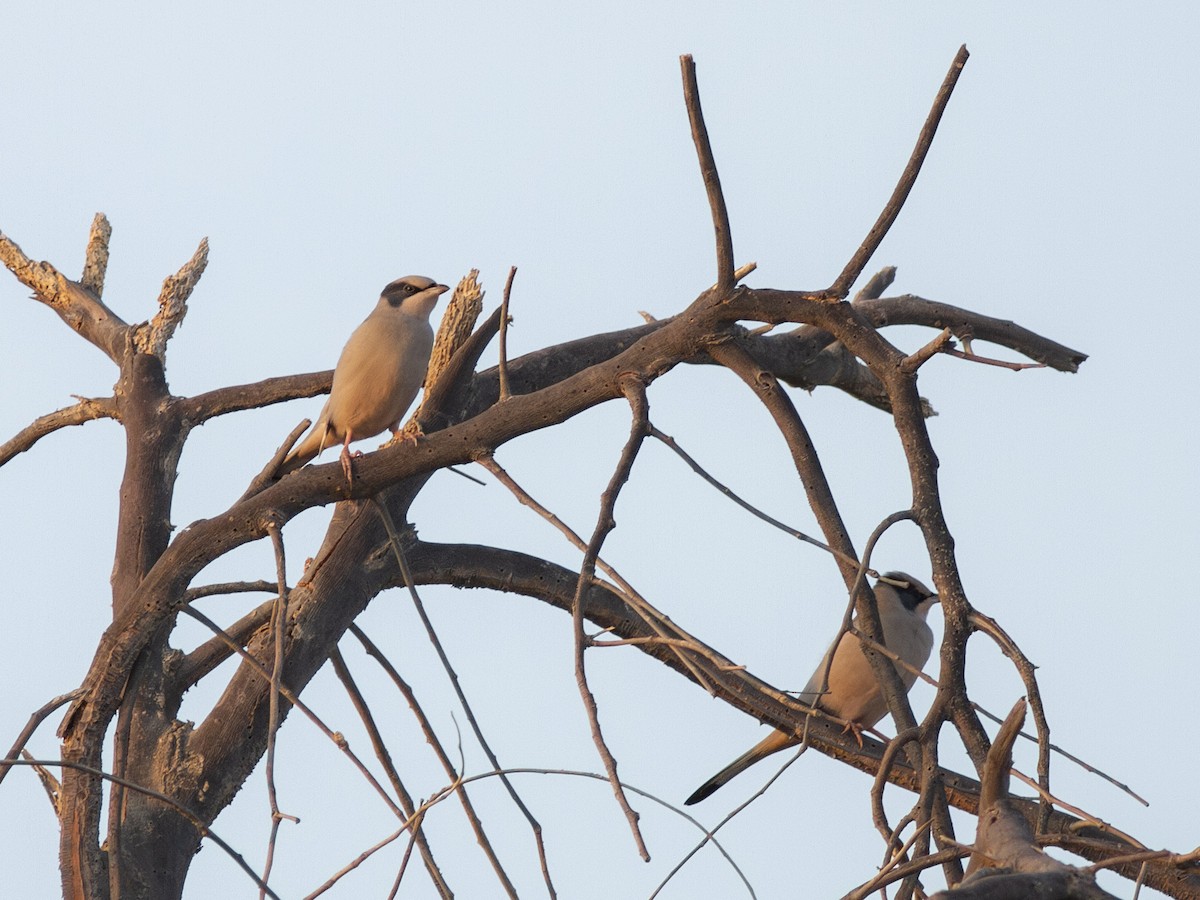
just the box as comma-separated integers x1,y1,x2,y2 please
684,571,938,805
279,275,448,479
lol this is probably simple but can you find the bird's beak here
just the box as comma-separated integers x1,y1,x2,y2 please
432,284,449,296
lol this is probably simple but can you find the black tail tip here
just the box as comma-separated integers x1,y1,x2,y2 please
683,783,717,806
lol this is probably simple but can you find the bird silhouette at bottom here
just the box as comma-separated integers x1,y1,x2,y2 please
684,571,938,805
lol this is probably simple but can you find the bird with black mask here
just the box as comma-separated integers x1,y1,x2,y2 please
685,572,938,805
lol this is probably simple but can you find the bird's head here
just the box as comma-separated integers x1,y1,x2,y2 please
877,571,939,619
380,275,449,318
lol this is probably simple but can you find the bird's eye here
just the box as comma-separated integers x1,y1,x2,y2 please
405,284,417,293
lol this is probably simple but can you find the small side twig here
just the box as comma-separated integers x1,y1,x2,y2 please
241,418,311,499
969,610,1056,826
939,345,1048,371
648,424,872,574
871,728,922,852
811,510,914,704
852,266,897,303
901,327,953,374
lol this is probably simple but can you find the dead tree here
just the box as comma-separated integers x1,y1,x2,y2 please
2,49,1196,900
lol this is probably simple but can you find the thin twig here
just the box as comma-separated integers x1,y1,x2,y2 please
185,580,280,601
242,418,311,499
370,501,529,898
831,46,970,296
569,376,651,860
478,452,719,694
0,688,85,788
842,846,970,900
498,266,517,401
348,624,523,898
680,54,735,294
648,424,878,576
329,648,452,898
872,729,922,851
940,346,1048,371
322,765,758,900
1011,768,1146,851
969,703,1146,807
8,758,279,898
179,605,406,818
260,522,298,898
652,739,812,899
0,396,118,466
901,327,953,374
970,610,1054,827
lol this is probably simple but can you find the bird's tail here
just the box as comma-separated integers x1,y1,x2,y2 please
277,421,330,476
684,729,794,806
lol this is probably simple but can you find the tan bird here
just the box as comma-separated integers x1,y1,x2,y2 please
684,572,938,805
279,275,448,479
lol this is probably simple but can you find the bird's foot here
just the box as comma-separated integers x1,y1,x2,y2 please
386,423,424,448
340,448,355,485
841,721,865,749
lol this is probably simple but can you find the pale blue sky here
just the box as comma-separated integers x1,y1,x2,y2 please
2,4,1196,898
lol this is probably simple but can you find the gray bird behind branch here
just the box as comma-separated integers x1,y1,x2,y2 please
279,275,448,476
684,571,938,805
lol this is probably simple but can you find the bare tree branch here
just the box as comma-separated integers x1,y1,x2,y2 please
371,502,524,899
328,649,453,899
680,54,735,294
349,625,521,900
570,376,651,861
0,227,129,362
133,237,208,358
831,46,970,296
80,213,112,298
0,396,118,466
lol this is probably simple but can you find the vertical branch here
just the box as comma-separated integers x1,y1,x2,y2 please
680,54,735,294
571,375,651,861
80,213,112,297
260,522,297,897
498,266,517,401
830,46,969,297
